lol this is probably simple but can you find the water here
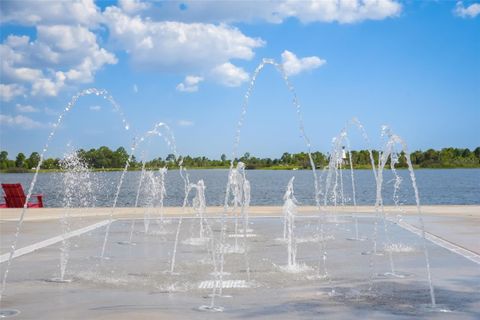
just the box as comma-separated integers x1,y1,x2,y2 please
379,128,436,308
210,58,328,304
282,177,298,271
169,217,183,274
0,45,468,318
53,150,95,282
100,122,187,259
0,60,472,315
2,169,479,207
0,88,130,304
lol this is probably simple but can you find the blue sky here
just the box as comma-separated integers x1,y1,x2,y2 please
0,0,479,160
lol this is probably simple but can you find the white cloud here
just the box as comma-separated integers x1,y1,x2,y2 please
118,0,150,14
0,114,45,129
0,26,117,97
0,83,25,102
178,120,194,127
277,0,402,24
141,0,402,24
0,0,102,26
211,63,249,87
281,50,326,76
454,1,480,18
31,76,64,97
176,75,203,92
3,1,396,95
133,84,138,93
103,6,264,74
16,104,39,113
89,105,101,111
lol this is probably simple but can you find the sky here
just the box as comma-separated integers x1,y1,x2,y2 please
0,0,479,160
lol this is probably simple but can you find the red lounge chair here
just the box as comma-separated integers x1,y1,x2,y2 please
0,183,43,208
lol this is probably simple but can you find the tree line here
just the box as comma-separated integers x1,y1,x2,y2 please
1,146,479,172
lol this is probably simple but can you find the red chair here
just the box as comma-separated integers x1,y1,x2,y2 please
0,183,44,208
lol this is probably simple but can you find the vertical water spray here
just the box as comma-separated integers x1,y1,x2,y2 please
199,221,225,313
156,167,168,226
317,135,344,290
227,162,249,250
111,122,188,253
49,150,95,283
0,88,130,305
378,127,436,307
123,161,147,245
139,169,167,234
218,58,322,300
169,217,183,275
99,141,136,259
194,180,207,239
242,177,252,281
345,138,361,240
374,140,398,278
182,180,208,246
341,118,379,290
142,171,157,234
121,122,190,274
284,177,298,270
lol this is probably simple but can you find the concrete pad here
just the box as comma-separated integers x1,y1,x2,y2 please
1,215,479,319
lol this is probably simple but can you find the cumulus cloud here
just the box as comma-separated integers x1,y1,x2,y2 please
281,50,326,76
141,0,402,24
16,104,39,113
211,63,249,87
178,120,194,126
0,26,117,97
454,1,480,18
176,75,204,92
118,0,150,14
0,0,402,97
0,114,45,129
103,6,264,74
276,0,402,23
0,0,102,26
0,83,25,102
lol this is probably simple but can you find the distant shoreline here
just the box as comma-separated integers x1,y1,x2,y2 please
2,166,480,174
2,147,479,173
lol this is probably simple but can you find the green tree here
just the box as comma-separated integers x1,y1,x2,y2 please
462,148,472,158
15,153,26,168
280,152,291,164
410,150,424,165
112,147,129,168
166,153,176,162
474,147,480,159
0,151,8,169
26,152,41,169
92,146,113,168
41,158,59,169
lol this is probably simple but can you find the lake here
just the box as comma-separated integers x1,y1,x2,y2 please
0,169,479,207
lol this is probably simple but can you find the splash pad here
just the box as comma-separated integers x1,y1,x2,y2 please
1,60,479,319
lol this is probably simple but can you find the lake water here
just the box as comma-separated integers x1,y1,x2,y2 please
0,169,479,207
